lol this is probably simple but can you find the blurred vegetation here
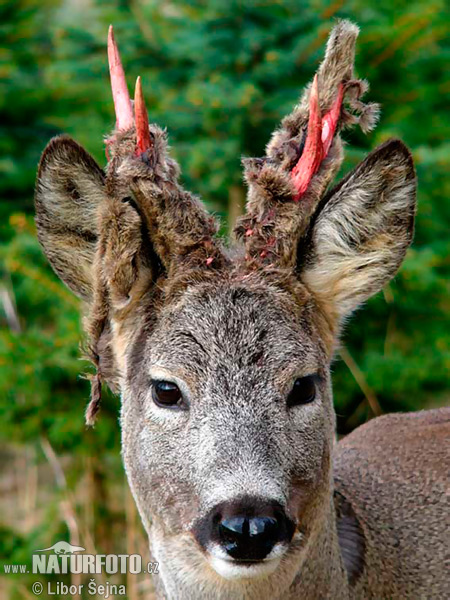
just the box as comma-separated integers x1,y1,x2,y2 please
0,0,448,598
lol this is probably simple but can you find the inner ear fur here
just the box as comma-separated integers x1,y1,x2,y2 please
35,135,107,301
300,139,416,325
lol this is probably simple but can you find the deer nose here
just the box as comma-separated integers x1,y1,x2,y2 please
204,497,295,562
217,515,280,561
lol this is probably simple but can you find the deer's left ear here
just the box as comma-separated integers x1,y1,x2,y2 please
299,139,416,323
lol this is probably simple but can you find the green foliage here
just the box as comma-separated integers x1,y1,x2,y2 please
1,0,448,596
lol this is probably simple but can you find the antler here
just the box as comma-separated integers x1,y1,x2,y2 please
103,25,227,275
107,25,152,156
107,25,134,131
235,20,379,268
291,75,323,200
291,77,345,200
134,76,152,155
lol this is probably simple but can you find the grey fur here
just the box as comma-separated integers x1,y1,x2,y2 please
34,20,447,600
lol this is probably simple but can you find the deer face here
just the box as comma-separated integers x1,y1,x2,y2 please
121,276,335,578
35,21,416,586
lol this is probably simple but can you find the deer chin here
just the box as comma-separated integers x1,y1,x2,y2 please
206,542,289,580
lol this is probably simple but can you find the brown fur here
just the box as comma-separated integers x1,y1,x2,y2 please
34,20,446,600
335,408,449,598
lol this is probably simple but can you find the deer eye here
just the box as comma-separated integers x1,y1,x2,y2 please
287,375,316,407
152,380,184,409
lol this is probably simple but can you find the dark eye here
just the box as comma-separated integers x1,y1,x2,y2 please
287,375,316,407
152,380,184,409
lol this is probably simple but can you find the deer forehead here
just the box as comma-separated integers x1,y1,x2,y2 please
124,281,327,390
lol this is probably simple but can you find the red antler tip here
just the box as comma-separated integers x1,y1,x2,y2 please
134,76,152,155
108,25,134,131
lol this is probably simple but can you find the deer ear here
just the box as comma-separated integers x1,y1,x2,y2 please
35,136,107,301
300,139,416,322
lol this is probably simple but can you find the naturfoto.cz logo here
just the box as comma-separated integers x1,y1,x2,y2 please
4,541,159,575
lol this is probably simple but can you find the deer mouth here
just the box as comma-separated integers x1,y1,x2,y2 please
204,529,305,580
207,543,287,580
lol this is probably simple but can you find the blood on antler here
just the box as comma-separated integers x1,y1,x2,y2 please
107,25,152,155
291,76,344,200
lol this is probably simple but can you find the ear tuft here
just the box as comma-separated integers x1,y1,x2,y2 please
301,139,416,323
35,136,107,300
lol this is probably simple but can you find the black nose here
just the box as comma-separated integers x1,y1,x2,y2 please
218,515,280,561
194,496,295,562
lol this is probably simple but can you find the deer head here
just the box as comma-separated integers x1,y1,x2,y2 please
35,20,416,597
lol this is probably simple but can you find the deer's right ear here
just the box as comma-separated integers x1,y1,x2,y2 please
35,136,107,301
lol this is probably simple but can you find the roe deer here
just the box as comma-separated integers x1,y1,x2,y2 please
34,20,448,599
